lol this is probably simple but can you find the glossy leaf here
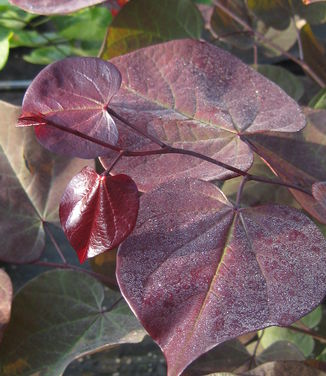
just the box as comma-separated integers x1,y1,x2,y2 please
0,270,12,344
117,178,326,376
8,0,107,15
243,109,326,224
0,270,145,375
60,167,139,263
0,100,94,263
255,65,304,101
101,39,305,191
19,57,121,158
100,0,203,60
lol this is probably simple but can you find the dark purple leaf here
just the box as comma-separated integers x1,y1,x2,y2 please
0,270,12,344
0,100,94,264
60,167,139,263
19,57,121,159
243,109,326,224
101,39,305,191
9,0,108,15
117,178,326,376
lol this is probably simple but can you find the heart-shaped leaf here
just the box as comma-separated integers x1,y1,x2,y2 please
0,270,145,375
242,109,326,224
9,0,108,15
60,167,139,263
0,270,12,344
101,39,305,191
0,100,94,263
100,0,203,60
117,178,326,376
19,57,121,158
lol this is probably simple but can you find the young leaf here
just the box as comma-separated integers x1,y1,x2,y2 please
100,0,203,60
243,109,326,224
19,57,121,158
101,39,305,191
0,270,145,375
8,0,107,15
116,178,326,376
0,100,94,263
0,270,12,344
60,167,139,263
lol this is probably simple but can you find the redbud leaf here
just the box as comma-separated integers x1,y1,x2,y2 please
0,100,94,263
117,178,326,376
243,109,326,224
101,39,305,191
313,181,326,211
0,270,12,344
19,57,121,159
0,270,145,375
9,0,108,15
60,167,139,263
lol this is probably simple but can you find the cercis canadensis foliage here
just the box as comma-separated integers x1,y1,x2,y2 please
15,39,326,376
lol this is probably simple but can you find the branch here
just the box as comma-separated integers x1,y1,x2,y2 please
213,0,326,87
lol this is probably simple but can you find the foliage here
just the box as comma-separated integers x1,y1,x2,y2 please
0,1,326,376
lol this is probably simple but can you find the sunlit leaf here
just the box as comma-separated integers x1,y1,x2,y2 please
8,0,108,15
0,27,10,70
117,178,326,376
19,57,121,158
60,167,139,263
0,270,145,375
0,270,12,344
100,0,203,60
101,39,305,192
0,100,94,263
243,108,326,224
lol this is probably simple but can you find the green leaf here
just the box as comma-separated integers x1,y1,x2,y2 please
260,327,314,357
10,30,60,48
255,65,304,101
100,0,203,59
0,100,93,263
52,7,112,42
0,2,37,29
23,44,73,64
0,27,10,70
298,305,322,329
309,88,326,109
0,270,145,376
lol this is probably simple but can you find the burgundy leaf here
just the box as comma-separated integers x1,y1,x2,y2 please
242,108,326,224
60,167,139,263
312,181,326,210
9,0,108,15
117,178,326,376
19,57,121,159
101,39,305,191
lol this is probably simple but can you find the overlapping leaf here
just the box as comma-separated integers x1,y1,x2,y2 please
0,270,12,344
242,108,326,223
0,270,145,375
313,181,326,210
0,100,94,263
101,39,305,191
19,57,121,158
9,0,107,15
117,178,326,376
100,0,203,60
60,167,139,263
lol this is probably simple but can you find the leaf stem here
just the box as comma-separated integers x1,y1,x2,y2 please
42,222,67,264
235,176,249,208
213,0,325,87
102,150,125,176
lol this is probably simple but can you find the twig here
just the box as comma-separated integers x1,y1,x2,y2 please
213,0,325,87
249,330,264,369
288,325,326,344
